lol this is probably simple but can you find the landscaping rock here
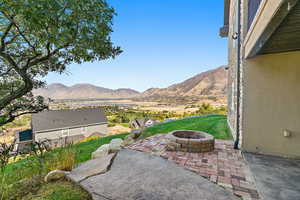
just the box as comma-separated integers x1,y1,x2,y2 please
92,144,110,159
109,138,124,153
67,153,116,183
44,170,69,182
123,134,135,146
131,129,142,139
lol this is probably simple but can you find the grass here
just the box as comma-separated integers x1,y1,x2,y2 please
2,133,129,200
142,115,232,140
23,181,91,200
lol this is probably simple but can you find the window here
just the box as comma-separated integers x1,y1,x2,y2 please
248,0,262,30
19,130,33,142
81,127,87,133
61,129,69,137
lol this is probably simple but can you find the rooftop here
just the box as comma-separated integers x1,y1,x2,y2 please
32,108,107,133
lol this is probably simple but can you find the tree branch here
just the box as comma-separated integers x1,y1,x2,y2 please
0,67,13,76
0,22,13,52
2,11,37,54
0,110,42,126
0,53,33,111
25,43,70,69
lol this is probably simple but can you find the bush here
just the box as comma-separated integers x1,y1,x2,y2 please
78,136,100,143
46,146,76,171
2,133,129,199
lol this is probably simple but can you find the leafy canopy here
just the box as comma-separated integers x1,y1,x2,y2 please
0,0,121,126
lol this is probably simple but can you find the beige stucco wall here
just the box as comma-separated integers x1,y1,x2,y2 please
227,0,238,140
34,123,108,141
242,51,300,158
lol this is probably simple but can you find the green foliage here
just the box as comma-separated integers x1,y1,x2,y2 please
102,105,181,126
72,133,128,163
142,115,232,140
195,103,227,115
2,133,128,199
0,0,121,126
23,181,91,200
0,114,31,130
101,104,228,128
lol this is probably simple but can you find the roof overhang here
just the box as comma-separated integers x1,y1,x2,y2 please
34,122,108,134
243,0,299,58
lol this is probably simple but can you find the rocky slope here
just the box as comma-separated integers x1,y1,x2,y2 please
141,66,227,98
33,83,140,99
34,66,227,100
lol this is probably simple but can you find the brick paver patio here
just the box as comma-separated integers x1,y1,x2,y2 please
128,134,260,200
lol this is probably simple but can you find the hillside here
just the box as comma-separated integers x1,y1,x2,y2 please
34,66,227,100
33,83,140,99
141,66,227,98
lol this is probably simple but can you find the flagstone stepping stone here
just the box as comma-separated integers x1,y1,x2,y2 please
67,153,116,183
80,149,239,200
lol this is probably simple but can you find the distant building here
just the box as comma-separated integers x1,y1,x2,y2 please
130,118,156,129
15,108,108,150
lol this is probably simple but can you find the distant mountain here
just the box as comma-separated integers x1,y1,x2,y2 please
34,83,140,99
34,66,227,100
141,66,227,98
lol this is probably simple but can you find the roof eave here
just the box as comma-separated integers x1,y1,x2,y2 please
34,122,108,134
243,0,299,58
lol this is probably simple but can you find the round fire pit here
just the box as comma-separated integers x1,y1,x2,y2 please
166,130,214,153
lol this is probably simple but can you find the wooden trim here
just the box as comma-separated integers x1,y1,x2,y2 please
243,0,299,58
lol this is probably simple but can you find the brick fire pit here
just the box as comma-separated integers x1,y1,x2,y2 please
166,130,214,153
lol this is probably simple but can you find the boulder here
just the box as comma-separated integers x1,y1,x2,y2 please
44,170,69,182
109,138,124,153
92,144,110,159
123,134,135,146
131,129,142,139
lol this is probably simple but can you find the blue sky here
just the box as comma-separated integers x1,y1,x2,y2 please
45,0,227,92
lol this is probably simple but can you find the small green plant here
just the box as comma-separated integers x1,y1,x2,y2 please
0,140,17,200
46,145,76,171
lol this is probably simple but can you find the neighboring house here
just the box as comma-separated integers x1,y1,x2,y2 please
221,0,300,158
130,118,155,129
16,108,108,149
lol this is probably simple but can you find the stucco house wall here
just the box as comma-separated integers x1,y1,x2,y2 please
34,123,108,142
227,0,238,140
225,0,300,157
242,51,300,158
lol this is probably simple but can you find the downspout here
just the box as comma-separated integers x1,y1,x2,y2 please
234,0,241,149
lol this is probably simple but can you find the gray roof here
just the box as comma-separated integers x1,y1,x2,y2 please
32,108,107,133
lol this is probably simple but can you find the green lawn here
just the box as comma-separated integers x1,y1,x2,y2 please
2,133,129,199
142,115,232,140
23,181,91,200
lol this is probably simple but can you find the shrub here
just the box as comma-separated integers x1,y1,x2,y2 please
78,136,100,143
46,146,76,171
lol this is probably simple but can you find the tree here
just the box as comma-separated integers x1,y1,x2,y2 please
0,0,121,126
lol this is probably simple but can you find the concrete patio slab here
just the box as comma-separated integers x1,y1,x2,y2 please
244,153,300,200
81,149,239,200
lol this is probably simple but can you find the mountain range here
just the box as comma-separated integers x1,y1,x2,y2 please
34,66,227,100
